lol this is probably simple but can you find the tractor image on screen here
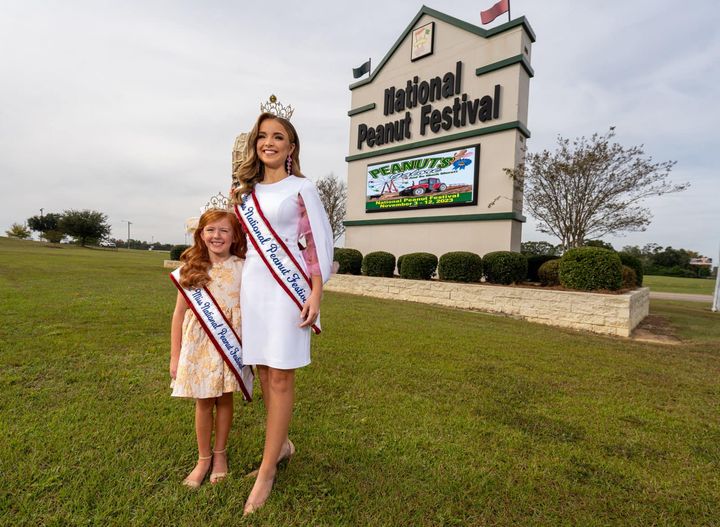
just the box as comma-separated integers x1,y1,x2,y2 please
399,177,448,196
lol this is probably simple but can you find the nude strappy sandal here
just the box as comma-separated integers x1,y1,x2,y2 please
210,448,228,484
182,454,212,489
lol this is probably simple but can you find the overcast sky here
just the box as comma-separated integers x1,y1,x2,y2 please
1,0,718,257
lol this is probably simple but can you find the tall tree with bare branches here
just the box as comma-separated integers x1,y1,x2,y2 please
504,128,688,250
315,173,347,242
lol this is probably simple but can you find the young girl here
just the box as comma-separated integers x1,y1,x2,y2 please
170,209,247,488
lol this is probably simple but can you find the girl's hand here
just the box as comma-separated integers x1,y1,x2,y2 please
299,292,321,328
170,356,179,379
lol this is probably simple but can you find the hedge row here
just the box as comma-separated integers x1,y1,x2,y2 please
170,244,190,260
333,246,640,291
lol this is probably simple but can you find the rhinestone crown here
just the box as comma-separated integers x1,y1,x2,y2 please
260,94,294,120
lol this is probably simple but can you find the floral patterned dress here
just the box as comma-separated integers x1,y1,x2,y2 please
171,255,244,399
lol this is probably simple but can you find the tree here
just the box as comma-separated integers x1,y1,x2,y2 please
621,245,642,258
27,212,65,243
59,209,111,246
583,239,615,251
315,173,347,242
5,223,31,239
505,128,688,250
651,246,691,268
520,241,560,256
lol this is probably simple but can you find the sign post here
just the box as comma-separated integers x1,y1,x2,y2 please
713,244,719,312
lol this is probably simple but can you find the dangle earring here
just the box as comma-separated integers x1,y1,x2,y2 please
286,154,292,175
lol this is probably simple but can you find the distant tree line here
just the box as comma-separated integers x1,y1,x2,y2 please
620,244,713,278
26,210,110,246
109,239,173,251
522,240,714,278
18,209,171,250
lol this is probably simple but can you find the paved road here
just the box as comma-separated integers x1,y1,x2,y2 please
650,291,714,303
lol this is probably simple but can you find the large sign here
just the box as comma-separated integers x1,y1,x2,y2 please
356,61,501,150
365,145,479,212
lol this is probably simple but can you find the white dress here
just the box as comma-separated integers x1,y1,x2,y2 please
241,176,333,370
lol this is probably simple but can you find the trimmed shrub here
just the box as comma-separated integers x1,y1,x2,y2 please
697,266,712,278
399,252,438,280
538,259,561,286
645,265,697,278
527,254,559,282
559,247,623,291
170,244,190,260
362,251,396,277
438,251,483,282
619,252,644,286
334,248,363,275
482,251,528,285
622,265,637,289
397,254,406,275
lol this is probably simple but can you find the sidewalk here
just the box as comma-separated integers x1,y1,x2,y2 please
650,291,713,303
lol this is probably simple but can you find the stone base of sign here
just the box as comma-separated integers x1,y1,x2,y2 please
164,260,181,269
325,274,650,337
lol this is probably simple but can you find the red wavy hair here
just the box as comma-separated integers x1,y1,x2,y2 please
179,210,245,289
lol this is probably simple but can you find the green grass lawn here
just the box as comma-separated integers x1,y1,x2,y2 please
644,274,716,295
1,237,719,526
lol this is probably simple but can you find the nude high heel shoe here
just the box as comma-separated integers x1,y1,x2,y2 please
244,439,295,479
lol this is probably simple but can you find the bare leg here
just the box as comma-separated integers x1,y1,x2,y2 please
244,367,295,514
256,365,292,461
257,365,270,411
184,397,214,487
211,392,233,482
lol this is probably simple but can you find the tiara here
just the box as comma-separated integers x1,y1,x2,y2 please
260,94,294,120
200,192,232,214
186,192,233,234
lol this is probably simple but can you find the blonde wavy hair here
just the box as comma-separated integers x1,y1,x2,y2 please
179,210,246,289
232,112,303,203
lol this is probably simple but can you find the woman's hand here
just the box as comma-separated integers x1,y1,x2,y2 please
299,291,321,328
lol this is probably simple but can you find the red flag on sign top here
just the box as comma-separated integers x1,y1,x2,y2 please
481,0,509,24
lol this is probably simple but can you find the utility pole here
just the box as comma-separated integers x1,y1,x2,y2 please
122,220,132,249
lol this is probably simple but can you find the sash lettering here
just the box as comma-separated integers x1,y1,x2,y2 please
235,192,320,334
170,268,253,401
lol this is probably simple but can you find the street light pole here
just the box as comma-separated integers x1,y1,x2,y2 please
122,220,132,249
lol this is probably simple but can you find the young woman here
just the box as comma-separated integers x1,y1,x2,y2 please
232,112,333,514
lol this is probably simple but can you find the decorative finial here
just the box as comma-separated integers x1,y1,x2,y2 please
260,94,294,120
